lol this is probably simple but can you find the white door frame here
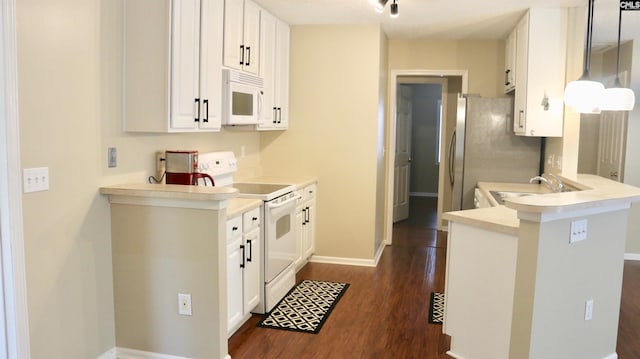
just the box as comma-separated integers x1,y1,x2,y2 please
0,0,31,357
384,69,468,245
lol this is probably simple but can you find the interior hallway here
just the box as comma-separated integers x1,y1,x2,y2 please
228,196,640,358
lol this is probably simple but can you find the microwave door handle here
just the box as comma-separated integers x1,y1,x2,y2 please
258,90,263,119
203,99,209,123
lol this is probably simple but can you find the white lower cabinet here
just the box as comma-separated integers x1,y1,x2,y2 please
226,205,262,337
295,183,316,271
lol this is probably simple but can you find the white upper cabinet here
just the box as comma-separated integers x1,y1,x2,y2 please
223,0,260,75
123,0,223,132
504,28,516,94
513,8,567,137
258,11,290,131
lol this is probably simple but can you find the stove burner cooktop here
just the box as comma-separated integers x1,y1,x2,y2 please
233,182,295,201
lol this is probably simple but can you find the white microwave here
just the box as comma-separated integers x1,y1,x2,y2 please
222,69,264,125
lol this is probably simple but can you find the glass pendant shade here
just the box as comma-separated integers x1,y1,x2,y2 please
564,77,605,114
375,0,388,13
601,86,635,111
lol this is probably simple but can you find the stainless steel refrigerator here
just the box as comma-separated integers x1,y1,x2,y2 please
450,94,541,210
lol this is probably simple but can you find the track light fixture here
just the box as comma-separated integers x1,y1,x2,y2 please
390,0,399,18
372,0,398,18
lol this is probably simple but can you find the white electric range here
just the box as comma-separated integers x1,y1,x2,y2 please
198,152,298,313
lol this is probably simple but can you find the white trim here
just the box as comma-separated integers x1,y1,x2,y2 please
384,69,469,246
602,353,618,359
0,0,31,357
409,192,438,198
373,241,386,265
107,196,229,210
309,255,377,268
96,348,117,359
115,347,211,359
445,351,466,359
516,202,631,223
624,253,640,261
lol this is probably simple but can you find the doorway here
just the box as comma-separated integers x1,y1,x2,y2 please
384,70,468,245
393,81,444,226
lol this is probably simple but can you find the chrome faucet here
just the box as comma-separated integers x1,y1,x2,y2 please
529,174,564,193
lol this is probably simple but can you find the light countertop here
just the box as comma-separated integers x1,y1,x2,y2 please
226,198,262,219
100,183,238,202
444,174,640,234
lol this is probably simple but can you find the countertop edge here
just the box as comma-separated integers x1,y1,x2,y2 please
226,198,262,219
100,183,240,202
443,206,519,236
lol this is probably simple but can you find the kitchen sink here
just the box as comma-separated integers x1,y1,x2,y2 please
489,190,539,205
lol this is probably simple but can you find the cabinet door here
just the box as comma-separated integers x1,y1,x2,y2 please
227,238,243,335
258,11,277,129
223,0,244,71
274,19,290,129
303,199,315,259
504,29,516,93
170,0,202,130
199,0,223,130
294,204,304,270
243,227,261,314
513,14,528,135
242,0,261,75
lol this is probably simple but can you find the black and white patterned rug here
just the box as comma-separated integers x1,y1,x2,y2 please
258,279,349,334
429,292,445,324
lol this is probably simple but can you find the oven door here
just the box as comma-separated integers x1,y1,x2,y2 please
264,193,299,283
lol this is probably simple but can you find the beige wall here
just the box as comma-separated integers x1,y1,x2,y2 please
388,39,504,97
16,0,260,357
511,210,627,358
260,24,385,260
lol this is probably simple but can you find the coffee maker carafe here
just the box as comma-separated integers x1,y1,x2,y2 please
165,150,215,186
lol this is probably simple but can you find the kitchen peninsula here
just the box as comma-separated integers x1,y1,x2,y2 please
100,183,240,359
442,174,640,359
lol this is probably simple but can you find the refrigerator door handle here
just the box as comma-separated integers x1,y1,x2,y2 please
448,129,456,186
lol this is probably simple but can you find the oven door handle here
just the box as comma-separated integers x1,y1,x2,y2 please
267,194,302,209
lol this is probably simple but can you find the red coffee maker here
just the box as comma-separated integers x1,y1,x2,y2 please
165,150,215,186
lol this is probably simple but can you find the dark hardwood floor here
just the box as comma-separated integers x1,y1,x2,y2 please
229,196,640,358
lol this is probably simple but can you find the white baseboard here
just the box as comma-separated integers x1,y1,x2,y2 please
97,348,117,359
374,242,386,266
409,192,438,198
309,255,377,267
446,349,616,359
100,347,201,359
624,253,640,261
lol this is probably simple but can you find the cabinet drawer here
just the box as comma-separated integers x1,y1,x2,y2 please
303,184,316,201
243,206,261,232
227,215,243,243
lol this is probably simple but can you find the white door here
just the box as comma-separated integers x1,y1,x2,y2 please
222,0,244,71
199,0,223,130
597,73,629,182
258,11,276,128
226,238,243,336
393,85,412,222
242,0,261,75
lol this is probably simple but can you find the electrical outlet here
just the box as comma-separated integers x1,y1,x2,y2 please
23,167,50,193
156,151,166,182
178,293,192,316
585,299,594,321
108,147,117,168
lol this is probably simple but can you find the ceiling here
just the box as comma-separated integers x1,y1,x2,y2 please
251,0,636,45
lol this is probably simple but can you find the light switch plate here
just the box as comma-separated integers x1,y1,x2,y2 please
23,167,49,193
570,219,588,243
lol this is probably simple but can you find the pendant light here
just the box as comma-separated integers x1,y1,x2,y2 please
375,0,388,13
564,0,604,114
600,2,635,111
